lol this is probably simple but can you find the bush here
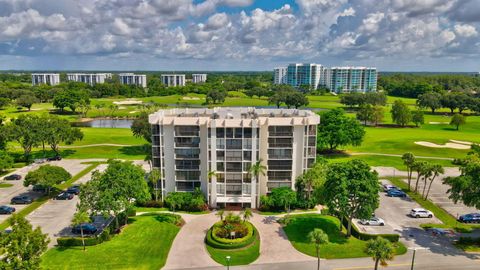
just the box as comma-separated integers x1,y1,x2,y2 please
164,189,207,212
206,222,257,250
57,237,102,247
137,200,163,208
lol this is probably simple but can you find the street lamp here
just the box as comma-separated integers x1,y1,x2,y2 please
408,247,426,270
226,256,231,270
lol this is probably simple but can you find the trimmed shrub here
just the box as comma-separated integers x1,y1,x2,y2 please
137,200,163,208
57,237,101,247
206,223,258,250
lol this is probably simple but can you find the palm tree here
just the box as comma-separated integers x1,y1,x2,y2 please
421,164,434,199
308,228,329,270
72,210,91,251
249,159,266,207
424,164,444,200
242,208,253,223
365,237,395,270
402,153,416,190
412,161,428,193
216,209,225,222
149,168,162,202
208,170,217,183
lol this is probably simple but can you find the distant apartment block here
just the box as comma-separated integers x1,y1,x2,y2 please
325,67,377,93
31,73,60,86
67,73,112,86
192,74,207,83
161,74,186,87
274,63,377,93
273,67,287,84
149,107,319,208
118,73,147,88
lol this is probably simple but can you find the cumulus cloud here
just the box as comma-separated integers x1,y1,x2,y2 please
0,0,479,70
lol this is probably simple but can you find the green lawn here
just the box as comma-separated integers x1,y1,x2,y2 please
283,214,406,259
0,183,13,188
386,177,480,233
206,234,260,266
41,213,181,270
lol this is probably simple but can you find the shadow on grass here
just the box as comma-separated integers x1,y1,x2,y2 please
118,145,149,156
442,127,458,131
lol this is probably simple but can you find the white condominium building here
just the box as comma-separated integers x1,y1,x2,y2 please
31,73,60,86
192,74,207,83
324,67,377,93
273,67,287,84
149,107,319,209
286,63,324,89
67,73,112,86
161,74,186,87
119,73,147,88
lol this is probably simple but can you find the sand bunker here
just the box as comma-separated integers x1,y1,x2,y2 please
415,139,473,150
129,111,138,114
113,100,143,105
428,122,449,124
182,97,200,100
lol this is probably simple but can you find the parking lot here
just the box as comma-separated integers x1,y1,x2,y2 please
355,179,442,239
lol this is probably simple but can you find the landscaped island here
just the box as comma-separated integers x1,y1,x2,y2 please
205,212,260,266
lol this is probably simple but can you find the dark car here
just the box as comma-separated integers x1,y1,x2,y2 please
55,192,74,200
11,195,33,204
4,174,21,181
0,205,15,214
33,185,48,192
67,185,80,195
459,213,480,223
71,223,97,235
387,189,407,197
47,156,62,161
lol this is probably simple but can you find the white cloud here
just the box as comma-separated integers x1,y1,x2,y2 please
454,24,478,37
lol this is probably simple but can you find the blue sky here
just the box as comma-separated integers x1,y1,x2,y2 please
0,0,479,72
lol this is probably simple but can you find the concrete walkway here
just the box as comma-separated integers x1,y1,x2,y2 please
163,212,219,270
250,213,314,264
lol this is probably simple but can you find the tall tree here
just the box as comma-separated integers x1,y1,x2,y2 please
412,161,429,193
412,110,425,127
417,91,442,113
324,160,379,237
249,159,266,207
371,106,385,126
308,228,329,270
284,91,309,109
356,104,374,126
43,115,84,156
131,112,152,143
0,214,49,269
402,153,416,191
16,95,38,111
71,210,91,251
5,114,42,160
424,164,444,200
317,108,365,151
268,91,287,108
391,100,412,127
444,151,480,209
365,237,395,270
0,151,14,172
24,165,72,194
450,113,466,131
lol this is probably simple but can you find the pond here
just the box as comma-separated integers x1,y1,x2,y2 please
72,119,134,128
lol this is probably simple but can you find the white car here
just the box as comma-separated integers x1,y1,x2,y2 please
383,184,397,192
410,208,433,218
359,217,385,226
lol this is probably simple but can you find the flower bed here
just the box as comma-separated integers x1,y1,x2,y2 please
206,221,257,249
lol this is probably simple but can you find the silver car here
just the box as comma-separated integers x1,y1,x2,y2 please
409,208,433,218
359,217,385,226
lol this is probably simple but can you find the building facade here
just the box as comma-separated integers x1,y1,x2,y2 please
273,67,287,84
67,73,112,86
31,73,60,86
324,67,377,93
161,74,186,87
274,64,377,93
286,63,324,89
119,73,147,88
149,107,319,209
192,74,207,83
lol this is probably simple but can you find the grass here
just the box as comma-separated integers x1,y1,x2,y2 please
386,177,480,232
41,213,181,270
0,163,101,231
455,242,480,252
0,183,14,188
283,214,407,259
206,232,260,266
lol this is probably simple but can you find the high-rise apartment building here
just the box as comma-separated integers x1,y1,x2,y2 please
274,64,377,93
192,74,207,83
273,67,287,84
286,63,324,89
149,107,319,208
161,74,186,87
119,73,147,88
67,73,112,86
324,67,377,93
31,73,60,86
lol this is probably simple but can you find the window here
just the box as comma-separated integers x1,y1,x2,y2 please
243,151,252,160
217,162,225,171
235,128,243,138
174,126,199,136
244,128,252,138
217,151,225,160
176,181,201,191
226,128,233,138
225,173,242,183
226,184,242,195
267,171,291,181
226,162,242,172
268,160,292,170
226,139,242,149
175,160,200,170
175,149,200,159
225,151,242,161
216,128,225,138
175,171,201,181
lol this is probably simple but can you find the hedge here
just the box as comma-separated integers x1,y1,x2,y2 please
206,223,258,250
342,217,400,242
57,237,102,247
211,221,254,245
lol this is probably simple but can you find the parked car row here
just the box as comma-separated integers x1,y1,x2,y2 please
34,156,62,164
0,205,15,214
383,184,407,198
458,213,480,223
